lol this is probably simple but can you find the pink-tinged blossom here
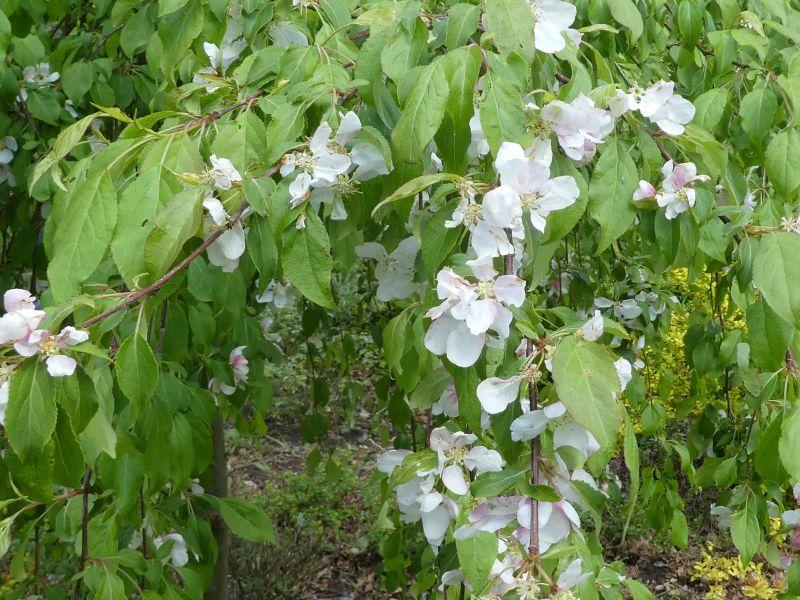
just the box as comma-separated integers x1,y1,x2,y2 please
425,262,525,367
517,497,582,553
230,346,248,385
635,160,709,220
540,95,613,162
14,326,88,377
610,81,695,135
432,383,459,418
0,289,46,345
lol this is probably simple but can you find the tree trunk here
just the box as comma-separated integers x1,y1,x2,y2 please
205,411,229,600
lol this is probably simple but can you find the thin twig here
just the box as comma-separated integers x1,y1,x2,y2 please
75,468,91,598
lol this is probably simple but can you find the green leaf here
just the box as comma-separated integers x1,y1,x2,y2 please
52,407,85,488
247,215,278,283
456,531,497,593
446,4,481,50
115,334,159,409
6,361,56,460
753,233,800,324
692,88,729,132
391,60,450,163
144,189,203,279
671,510,688,549
282,211,336,310
61,62,95,103
765,128,800,195
483,0,536,62
479,65,527,155
79,410,118,462
588,139,638,251
30,112,100,191
372,173,460,219
408,368,451,411
607,0,644,40
48,172,118,300
731,498,761,565
746,297,793,371
470,466,526,497
211,496,277,544
551,336,624,449
780,404,800,482
755,416,788,484
159,0,189,16
421,207,462,277
623,579,655,600
443,45,482,131
740,85,777,148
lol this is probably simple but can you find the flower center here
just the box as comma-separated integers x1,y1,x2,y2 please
295,151,316,172
521,192,543,211
445,446,467,464
476,280,493,299
463,202,483,227
40,338,59,355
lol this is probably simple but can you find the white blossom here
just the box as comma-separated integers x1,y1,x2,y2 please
540,95,613,162
17,63,59,102
634,160,709,220
467,109,490,159
154,533,189,568
355,237,420,301
208,155,242,190
527,0,577,54
202,197,246,272
256,280,298,309
580,310,604,341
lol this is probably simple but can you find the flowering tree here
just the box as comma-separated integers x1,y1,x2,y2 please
1,0,800,598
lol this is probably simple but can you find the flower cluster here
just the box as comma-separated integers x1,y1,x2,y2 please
209,346,249,396
0,289,89,377
281,112,390,225
633,160,710,220
424,258,525,367
0,136,17,186
17,63,59,102
610,81,696,135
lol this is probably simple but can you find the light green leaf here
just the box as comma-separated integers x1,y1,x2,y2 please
740,85,777,147
765,128,800,195
48,172,117,301
30,114,100,191
408,368,452,411
282,211,336,310
483,0,536,62
470,466,526,497
752,233,800,324
551,337,624,449
446,4,481,50
692,88,729,132
372,173,460,219
144,189,203,279
588,139,638,251
746,297,793,371
6,360,56,460
115,334,159,409
210,496,277,544
479,68,527,155
780,404,800,482
79,410,118,462
456,531,497,593
392,60,450,163
608,0,644,40
247,215,278,283
731,498,761,564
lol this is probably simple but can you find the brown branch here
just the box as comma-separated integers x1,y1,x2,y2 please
75,467,91,598
526,339,540,561
555,71,569,85
185,90,264,130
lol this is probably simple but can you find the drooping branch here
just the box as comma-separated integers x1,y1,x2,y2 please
81,165,280,329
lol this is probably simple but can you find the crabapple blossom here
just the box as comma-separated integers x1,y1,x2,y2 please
431,383,459,418
594,297,642,321
202,197,246,272
633,160,710,220
540,95,613,162
467,109,490,159
580,309,604,341
0,136,17,166
610,81,695,135
781,215,800,235
518,496,582,553
207,155,242,190
526,0,577,54
483,141,579,236
355,237,420,301
614,357,633,392
154,533,189,568
555,558,592,591
424,261,525,367
256,280,298,309
510,401,566,441
429,427,503,495
230,346,248,385
193,21,247,92
14,326,89,377
17,63,59,102
0,289,46,345
553,420,600,456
